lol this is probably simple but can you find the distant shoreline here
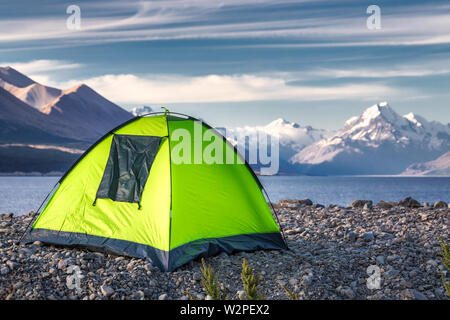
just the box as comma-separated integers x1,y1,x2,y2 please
0,172,63,177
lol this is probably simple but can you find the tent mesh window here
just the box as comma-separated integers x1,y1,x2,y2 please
96,134,162,204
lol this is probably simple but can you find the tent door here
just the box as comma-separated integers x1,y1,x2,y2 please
95,134,163,205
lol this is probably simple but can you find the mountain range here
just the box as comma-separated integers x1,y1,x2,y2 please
0,66,132,172
401,151,450,176
289,102,449,175
0,67,132,143
226,118,330,174
0,67,448,175
228,103,449,175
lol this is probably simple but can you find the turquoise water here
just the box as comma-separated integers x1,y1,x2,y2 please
0,176,449,215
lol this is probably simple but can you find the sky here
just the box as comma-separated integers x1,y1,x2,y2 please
0,0,449,129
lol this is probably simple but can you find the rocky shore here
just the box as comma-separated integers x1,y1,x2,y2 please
0,198,449,300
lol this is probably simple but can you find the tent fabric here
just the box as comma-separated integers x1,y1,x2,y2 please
25,228,284,271
26,228,170,271
96,134,163,205
22,113,287,271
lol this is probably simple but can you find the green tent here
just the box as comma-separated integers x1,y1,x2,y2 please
22,112,287,271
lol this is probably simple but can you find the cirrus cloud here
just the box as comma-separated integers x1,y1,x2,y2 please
69,73,402,104
0,59,82,74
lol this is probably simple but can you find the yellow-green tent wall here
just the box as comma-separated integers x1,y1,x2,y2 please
22,113,287,271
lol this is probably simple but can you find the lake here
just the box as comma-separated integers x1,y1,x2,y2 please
260,175,450,206
0,176,449,215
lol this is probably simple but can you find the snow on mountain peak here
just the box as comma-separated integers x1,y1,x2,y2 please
226,118,328,161
268,118,289,126
403,112,416,121
267,118,300,128
290,102,450,174
342,102,417,142
361,102,399,123
403,112,428,128
131,106,153,116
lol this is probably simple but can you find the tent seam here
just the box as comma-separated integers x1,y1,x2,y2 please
166,114,173,271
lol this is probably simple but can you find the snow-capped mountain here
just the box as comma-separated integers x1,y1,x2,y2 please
402,151,450,176
226,118,329,173
131,106,153,116
230,118,327,153
291,102,450,175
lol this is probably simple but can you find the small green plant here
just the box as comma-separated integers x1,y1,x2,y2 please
187,258,228,300
240,258,264,300
439,236,450,298
201,258,228,300
182,290,197,300
281,284,299,300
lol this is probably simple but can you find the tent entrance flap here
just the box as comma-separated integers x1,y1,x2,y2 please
96,134,163,204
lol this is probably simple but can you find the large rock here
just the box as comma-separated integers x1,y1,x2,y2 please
376,256,385,265
57,259,69,270
350,200,372,208
401,289,428,300
0,213,14,220
0,266,10,275
298,199,313,206
376,200,396,209
398,197,421,208
6,260,17,271
100,284,114,297
362,231,375,241
433,201,447,208
346,231,357,242
278,199,313,208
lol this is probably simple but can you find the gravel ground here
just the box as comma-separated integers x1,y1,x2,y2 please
0,198,449,300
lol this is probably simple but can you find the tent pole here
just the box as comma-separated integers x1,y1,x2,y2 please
262,187,289,250
165,112,174,271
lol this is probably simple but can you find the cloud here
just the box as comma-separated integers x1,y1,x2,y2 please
305,62,450,79
61,73,402,105
0,0,314,43
0,59,82,74
0,1,449,48
258,55,450,81
0,59,83,85
4,57,439,104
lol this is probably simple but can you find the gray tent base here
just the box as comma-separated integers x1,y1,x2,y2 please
23,228,288,271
